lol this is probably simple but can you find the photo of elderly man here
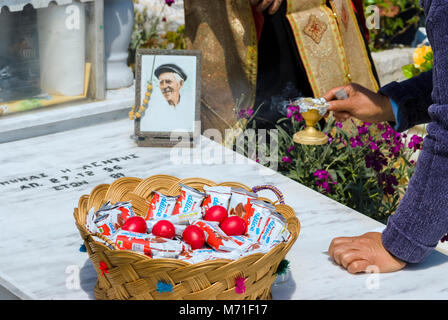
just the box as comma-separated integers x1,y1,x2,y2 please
139,55,197,133
155,63,187,108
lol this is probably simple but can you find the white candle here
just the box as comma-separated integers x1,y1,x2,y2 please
37,2,86,96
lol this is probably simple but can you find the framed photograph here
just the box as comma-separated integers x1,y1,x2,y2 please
134,49,202,147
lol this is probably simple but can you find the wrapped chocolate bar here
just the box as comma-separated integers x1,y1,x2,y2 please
178,247,241,264
209,250,241,261
201,186,232,214
229,234,282,258
239,241,279,258
191,220,251,252
145,191,179,220
178,248,216,264
162,210,203,225
258,212,291,246
228,187,258,217
173,224,187,237
114,230,190,258
172,184,207,215
85,207,98,234
242,199,276,241
94,201,135,237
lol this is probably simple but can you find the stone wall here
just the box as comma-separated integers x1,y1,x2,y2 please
372,48,414,86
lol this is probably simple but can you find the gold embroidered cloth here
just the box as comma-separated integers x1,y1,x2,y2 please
184,0,378,133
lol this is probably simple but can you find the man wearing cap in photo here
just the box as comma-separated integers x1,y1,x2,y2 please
155,63,187,108
140,62,195,133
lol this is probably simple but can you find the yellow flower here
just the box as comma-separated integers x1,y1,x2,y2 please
413,45,432,67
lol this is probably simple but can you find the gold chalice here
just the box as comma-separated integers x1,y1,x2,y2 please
292,97,329,145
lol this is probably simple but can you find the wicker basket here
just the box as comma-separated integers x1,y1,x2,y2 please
74,174,300,300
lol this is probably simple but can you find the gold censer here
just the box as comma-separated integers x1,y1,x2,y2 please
292,97,330,146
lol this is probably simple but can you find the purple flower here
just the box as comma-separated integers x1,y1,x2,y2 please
165,0,175,6
286,105,303,122
325,132,334,143
381,125,404,157
365,151,388,172
314,169,337,193
369,142,379,151
358,125,369,135
313,169,330,180
389,144,402,158
282,156,292,164
381,125,395,142
294,113,304,122
349,135,364,148
377,171,399,195
378,125,405,157
237,108,254,119
316,180,333,193
286,105,299,118
408,134,423,152
335,122,343,128
287,145,295,153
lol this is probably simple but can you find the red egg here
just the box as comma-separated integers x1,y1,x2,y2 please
122,216,147,234
182,225,205,249
220,216,247,236
152,220,176,239
204,205,228,224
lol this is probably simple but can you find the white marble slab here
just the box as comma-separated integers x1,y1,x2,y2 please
1,118,448,300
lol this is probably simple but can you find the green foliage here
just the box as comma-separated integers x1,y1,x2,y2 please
402,46,433,79
364,0,424,51
128,1,186,69
270,112,420,224
401,63,421,78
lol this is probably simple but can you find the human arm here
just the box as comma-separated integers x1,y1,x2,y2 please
378,70,433,132
323,70,433,132
250,0,283,15
327,1,448,271
381,1,448,264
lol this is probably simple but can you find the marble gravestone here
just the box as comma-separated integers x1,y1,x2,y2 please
1,118,448,300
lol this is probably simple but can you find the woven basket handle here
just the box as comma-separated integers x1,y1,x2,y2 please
252,185,285,205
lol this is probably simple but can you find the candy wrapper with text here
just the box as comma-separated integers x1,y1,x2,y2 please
242,199,275,241
114,230,190,258
228,187,258,217
145,191,179,220
172,184,207,215
201,186,232,214
93,201,135,237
